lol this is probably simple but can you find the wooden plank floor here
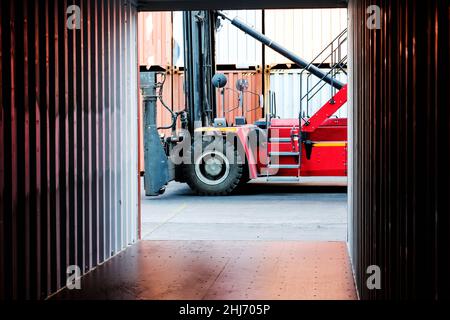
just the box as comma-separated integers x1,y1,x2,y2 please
54,241,357,300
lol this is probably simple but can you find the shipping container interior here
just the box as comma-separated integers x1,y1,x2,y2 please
2,0,447,301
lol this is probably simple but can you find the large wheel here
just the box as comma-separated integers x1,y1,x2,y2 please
184,138,244,195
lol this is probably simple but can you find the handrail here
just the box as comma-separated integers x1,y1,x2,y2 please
299,28,347,79
299,28,348,118
302,55,348,103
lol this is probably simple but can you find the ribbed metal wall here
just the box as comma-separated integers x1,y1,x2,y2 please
138,11,173,67
349,0,450,299
0,0,139,300
139,9,347,68
264,8,348,64
215,70,263,124
215,9,347,66
216,10,263,66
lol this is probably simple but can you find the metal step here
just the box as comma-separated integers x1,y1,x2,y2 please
267,164,300,169
269,137,291,143
266,176,300,182
269,151,299,157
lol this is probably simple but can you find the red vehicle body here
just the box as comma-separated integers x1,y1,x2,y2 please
194,85,348,182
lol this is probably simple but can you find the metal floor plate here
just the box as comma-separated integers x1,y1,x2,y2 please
54,241,357,300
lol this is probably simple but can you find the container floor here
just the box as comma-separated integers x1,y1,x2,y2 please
54,240,357,300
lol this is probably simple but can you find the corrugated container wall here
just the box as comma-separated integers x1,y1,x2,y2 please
138,11,172,67
138,11,184,68
215,10,263,67
349,0,450,299
215,71,263,124
265,9,347,64
214,9,347,66
269,69,347,118
0,0,139,299
138,9,348,68
160,70,263,127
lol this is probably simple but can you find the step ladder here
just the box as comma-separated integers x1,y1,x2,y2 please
265,153,300,181
264,124,301,182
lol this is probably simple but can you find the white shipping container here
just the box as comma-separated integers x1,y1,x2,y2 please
142,9,347,68
173,11,185,67
215,10,263,66
214,9,347,66
269,69,348,119
264,9,348,65
172,9,347,67
173,10,263,67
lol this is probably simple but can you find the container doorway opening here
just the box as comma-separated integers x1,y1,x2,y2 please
139,8,349,243
131,7,356,300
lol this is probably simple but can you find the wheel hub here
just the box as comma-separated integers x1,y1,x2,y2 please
194,151,230,186
204,158,223,176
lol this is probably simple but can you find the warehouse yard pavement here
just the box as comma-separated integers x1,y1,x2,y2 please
141,177,347,241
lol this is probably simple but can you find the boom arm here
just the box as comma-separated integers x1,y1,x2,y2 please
216,11,345,90
301,85,347,132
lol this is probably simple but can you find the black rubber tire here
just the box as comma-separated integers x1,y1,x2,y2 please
237,166,250,187
184,138,244,196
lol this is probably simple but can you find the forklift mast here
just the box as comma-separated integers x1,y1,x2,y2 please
183,11,218,132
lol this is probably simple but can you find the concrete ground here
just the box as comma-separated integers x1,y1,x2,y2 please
141,177,348,241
